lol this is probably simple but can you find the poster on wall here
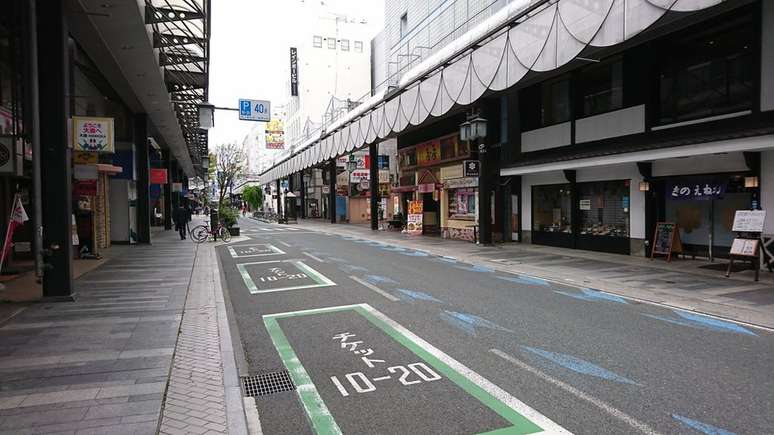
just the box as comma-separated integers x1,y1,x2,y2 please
407,200,423,235
71,117,114,153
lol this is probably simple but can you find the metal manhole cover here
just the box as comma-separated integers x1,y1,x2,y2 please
240,371,295,397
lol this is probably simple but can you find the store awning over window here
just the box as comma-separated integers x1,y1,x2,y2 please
259,0,725,185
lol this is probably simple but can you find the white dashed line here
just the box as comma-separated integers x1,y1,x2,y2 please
302,252,324,263
348,276,399,301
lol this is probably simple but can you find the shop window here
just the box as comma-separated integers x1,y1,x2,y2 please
578,181,630,238
449,188,476,220
399,148,417,168
532,184,572,233
580,58,623,117
313,35,323,48
657,15,754,125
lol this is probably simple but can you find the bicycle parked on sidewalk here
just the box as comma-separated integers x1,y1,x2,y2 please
190,220,231,243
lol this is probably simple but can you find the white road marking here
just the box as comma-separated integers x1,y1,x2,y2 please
302,252,325,262
372,376,391,381
348,276,400,302
278,241,292,247
490,349,662,435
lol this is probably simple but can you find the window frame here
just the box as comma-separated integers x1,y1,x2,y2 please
354,40,363,53
327,37,336,50
340,39,350,51
400,13,408,39
313,35,323,48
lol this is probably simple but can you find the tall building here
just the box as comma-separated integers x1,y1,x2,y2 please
284,2,375,148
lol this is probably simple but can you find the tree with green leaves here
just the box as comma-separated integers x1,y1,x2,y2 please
242,185,264,211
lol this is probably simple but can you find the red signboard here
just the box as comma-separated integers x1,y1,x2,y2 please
73,180,97,196
150,168,168,184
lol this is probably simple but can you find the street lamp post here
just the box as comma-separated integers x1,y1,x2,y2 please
461,115,490,245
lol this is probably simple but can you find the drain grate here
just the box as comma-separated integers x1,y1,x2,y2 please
240,371,296,397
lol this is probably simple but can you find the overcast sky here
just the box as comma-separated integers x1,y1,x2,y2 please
208,0,384,149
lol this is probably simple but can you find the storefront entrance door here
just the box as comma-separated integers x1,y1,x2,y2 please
422,192,439,235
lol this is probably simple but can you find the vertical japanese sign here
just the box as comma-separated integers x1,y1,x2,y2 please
407,200,423,235
71,117,114,153
290,47,299,97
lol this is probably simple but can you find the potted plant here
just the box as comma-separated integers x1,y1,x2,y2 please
219,206,240,236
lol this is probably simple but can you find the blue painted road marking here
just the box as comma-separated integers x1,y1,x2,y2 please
554,288,628,304
365,275,398,285
454,264,495,273
440,311,514,336
643,310,757,336
520,346,639,386
434,256,458,263
496,275,550,287
395,288,443,303
401,250,430,257
672,414,736,435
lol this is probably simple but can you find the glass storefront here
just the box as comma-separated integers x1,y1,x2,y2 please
578,180,630,238
532,181,631,254
663,176,752,258
532,184,572,234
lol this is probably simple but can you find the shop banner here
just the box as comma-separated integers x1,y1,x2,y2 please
666,181,725,200
416,140,441,166
150,168,168,184
378,170,390,184
73,180,97,196
463,160,480,177
377,155,390,169
407,200,423,235
350,169,369,183
71,117,114,153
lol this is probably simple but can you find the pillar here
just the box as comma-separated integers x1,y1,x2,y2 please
328,160,336,224
299,171,306,219
170,160,179,209
369,143,379,230
163,151,172,230
39,0,73,299
478,138,492,245
275,179,281,218
134,114,150,243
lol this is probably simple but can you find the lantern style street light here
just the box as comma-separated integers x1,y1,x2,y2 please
460,113,491,245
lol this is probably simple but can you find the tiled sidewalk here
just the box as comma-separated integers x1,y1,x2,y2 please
292,219,774,329
0,228,246,434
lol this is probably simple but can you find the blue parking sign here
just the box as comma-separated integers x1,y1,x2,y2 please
238,98,270,121
239,99,251,117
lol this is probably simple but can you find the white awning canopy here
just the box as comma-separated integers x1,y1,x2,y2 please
259,0,725,185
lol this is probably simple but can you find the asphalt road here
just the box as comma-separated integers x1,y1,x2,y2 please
218,217,774,435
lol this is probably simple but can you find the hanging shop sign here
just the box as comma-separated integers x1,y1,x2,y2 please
0,136,21,175
463,160,480,177
417,183,436,193
265,119,285,149
407,200,423,235
350,169,370,183
666,180,725,201
73,180,97,196
377,155,390,170
444,177,478,189
172,182,183,192
416,140,441,166
579,199,591,211
731,210,766,233
150,168,168,184
74,164,98,180
73,151,98,164
71,117,114,153
290,47,299,97
379,170,390,184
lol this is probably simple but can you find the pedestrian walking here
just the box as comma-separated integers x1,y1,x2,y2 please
173,204,189,240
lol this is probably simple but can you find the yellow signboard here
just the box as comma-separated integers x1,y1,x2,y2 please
71,117,115,153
